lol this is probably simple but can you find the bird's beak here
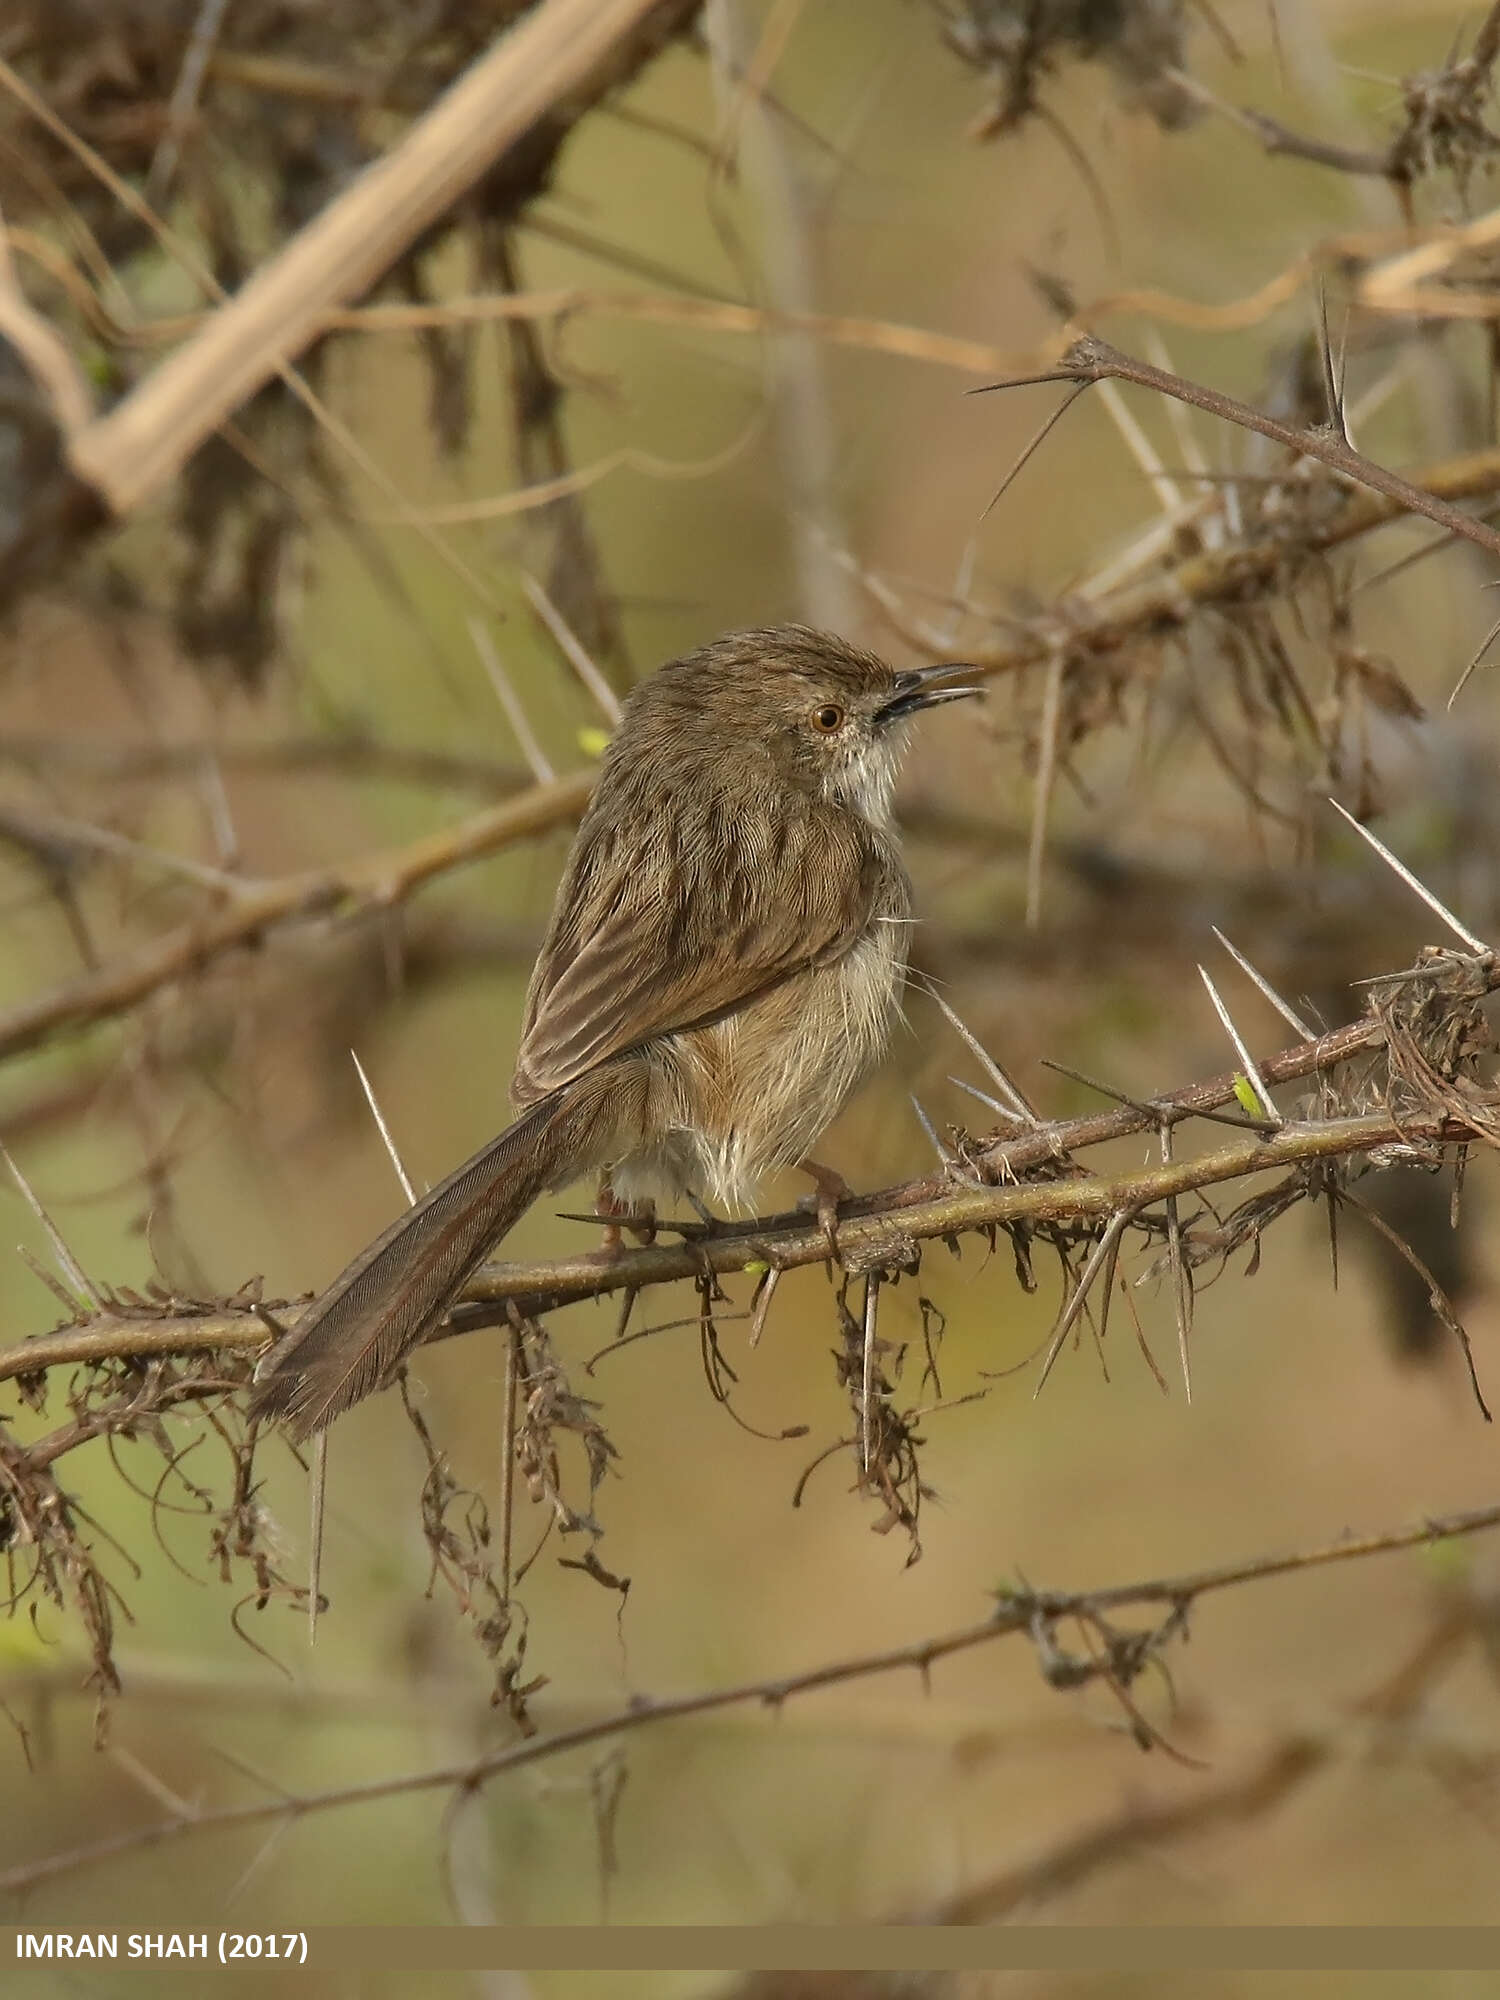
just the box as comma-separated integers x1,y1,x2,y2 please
876,661,984,727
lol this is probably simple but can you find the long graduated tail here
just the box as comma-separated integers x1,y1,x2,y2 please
249,1085,598,1438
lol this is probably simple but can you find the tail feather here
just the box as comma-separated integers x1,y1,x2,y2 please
250,1087,594,1438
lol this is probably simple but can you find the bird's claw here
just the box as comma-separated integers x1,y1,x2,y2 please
797,1159,852,1261
593,1185,656,1258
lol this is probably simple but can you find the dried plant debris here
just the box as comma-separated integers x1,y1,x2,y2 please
0,1274,629,1718
3,941,1500,1675
1343,1159,1480,1365
4,4,539,244
393,1314,621,1727
1371,945,1499,1131
1383,9,1500,195
512,1320,618,1542
0,336,71,576
0,1337,303,1705
828,1275,933,1562
931,0,1200,135
399,1377,543,1729
0,0,695,678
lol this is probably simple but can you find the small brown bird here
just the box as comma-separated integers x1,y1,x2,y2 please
250,626,980,1436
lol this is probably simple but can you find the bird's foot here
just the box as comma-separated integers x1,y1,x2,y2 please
797,1157,852,1259
593,1184,656,1257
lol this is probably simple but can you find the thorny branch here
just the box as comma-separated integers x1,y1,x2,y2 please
0,932,1491,1702
983,336,1500,566
3,945,1496,1387
3,1502,1497,1900
0,6,1498,1917
918,1584,1499,1924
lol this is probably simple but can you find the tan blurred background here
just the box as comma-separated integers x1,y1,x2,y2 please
1,1,1499,1994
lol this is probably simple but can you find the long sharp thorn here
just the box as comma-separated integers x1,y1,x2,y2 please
947,1075,1025,1124
468,616,555,784
521,573,623,726
980,381,1090,521
1,1142,100,1307
1039,1056,1154,1114
1026,649,1065,931
306,1053,419,1648
1198,967,1281,1125
928,989,1039,1123
1161,1125,1191,1405
861,1273,881,1475
1447,610,1500,710
308,1431,327,1647
222,1815,296,1911
351,1050,418,1205
1327,798,1490,954
748,1264,781,1348
1211,927,1316,1041
1317,282,1350,447
909,1093,949,1167
1035,1213,1129,1397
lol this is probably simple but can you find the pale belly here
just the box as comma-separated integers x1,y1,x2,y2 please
606,924,908,1213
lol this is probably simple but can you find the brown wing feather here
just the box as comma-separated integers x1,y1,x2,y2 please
513,786,883,1105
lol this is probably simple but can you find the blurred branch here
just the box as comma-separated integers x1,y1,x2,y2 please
706,0,858,631
0,731,530,795
1092,204,1500,332
0,200,93,438
1167,3,1500,190
0,909,539,1156
323,283,1500,657
920,1589,1488,1923
952,434,1500,671
3,1508,1496,1898
67,0,694,516
487,231,633,687
0,768,592,1062
0,0,700,600
1360,200,1500,320
70,285,1028,375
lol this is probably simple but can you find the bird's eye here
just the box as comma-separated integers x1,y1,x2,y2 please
811,703,845,733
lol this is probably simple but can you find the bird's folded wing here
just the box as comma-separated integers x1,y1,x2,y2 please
514,798,883,1100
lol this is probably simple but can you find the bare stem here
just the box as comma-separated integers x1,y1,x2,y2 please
2,953,1491,1386
4,1500,1494,1897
